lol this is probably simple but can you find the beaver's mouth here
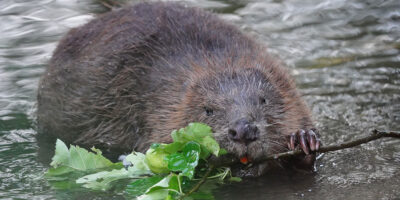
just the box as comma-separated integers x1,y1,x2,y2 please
209,152,271,177
231,146,264,164
217,137,273,162
229,160,271,177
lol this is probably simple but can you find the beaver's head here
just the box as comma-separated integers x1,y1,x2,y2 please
175,66,292,172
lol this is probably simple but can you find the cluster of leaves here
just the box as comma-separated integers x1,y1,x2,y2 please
46,123,238,199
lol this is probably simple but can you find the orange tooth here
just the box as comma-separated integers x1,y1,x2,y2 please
240,156,248,164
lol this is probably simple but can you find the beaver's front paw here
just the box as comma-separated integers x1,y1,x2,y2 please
286,129,321,170
287,129,321,154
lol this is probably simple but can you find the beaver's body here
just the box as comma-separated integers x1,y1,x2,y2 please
38,2,320,176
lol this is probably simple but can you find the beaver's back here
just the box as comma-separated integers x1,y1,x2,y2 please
51,2,255,71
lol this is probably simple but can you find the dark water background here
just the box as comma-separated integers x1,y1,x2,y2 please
0,0,399,199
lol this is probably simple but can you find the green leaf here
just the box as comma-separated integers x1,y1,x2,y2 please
170,123,220,158
145,149,170,174
75,152,153,190
136,189,169,200
167,175,180,193
165,142,201,179
46,139,123,191
129,175,173,200
172,123,212,142
171,123,213,143
150,142,185,155
76,168,129,190
146,175,172,193
185,123,213,138
199,136,219,158
165,154,185,171
48,139,114,172
125,152,152,175
161,142,185,154
125,176,164,197
171,130,180,143
50,139,70,167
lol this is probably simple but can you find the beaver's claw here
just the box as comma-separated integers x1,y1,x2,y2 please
287,129,321,154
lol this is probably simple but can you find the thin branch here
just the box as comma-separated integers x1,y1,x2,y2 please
211,129,400,167
181,165,215,199
266,129,400,161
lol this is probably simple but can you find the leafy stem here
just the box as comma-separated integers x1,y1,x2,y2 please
181,165,215,199
205,167,230,180
47,126,400,199
177,174,183,194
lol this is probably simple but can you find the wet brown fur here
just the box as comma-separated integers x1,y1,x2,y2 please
37,2,314,174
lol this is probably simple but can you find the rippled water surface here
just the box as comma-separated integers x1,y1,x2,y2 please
1,0,399,199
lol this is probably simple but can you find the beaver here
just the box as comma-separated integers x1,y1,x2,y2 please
37,2,321,176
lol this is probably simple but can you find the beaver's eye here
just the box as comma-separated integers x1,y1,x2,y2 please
259,97,266,104
204,107,214,116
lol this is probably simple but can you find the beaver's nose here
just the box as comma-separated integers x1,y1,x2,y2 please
228,118,259,144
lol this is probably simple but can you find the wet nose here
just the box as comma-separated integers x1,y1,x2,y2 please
228,118,259,144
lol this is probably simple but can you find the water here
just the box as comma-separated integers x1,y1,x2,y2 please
0,0,399,199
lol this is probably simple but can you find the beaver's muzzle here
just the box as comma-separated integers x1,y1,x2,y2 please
228,118,260,145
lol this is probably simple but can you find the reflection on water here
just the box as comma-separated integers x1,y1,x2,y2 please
0,0,399,199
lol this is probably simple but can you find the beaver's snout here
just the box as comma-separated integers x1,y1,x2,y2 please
228,118,259,145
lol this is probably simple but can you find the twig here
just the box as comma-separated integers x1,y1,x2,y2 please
211,130,400,166
265,129,400,161
181,165,215,199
